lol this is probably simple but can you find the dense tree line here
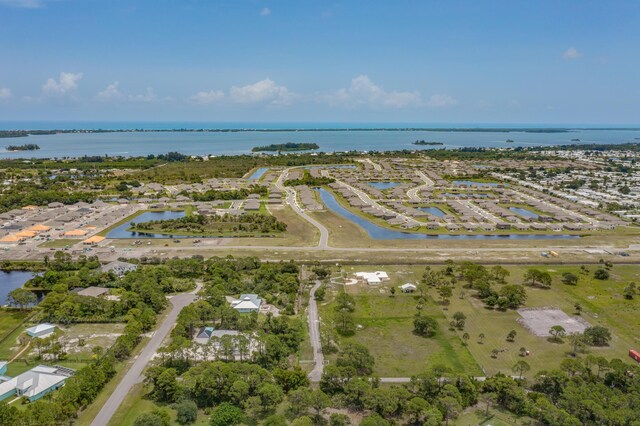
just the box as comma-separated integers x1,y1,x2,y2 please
132,212,287,235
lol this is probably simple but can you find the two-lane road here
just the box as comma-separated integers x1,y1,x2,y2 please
307,280,325,382
91,288,199,426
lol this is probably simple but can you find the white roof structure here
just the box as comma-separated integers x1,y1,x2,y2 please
399,283,417,291
26,323,56,337
0,365,68,401
355,271,390,285
229,294,262,311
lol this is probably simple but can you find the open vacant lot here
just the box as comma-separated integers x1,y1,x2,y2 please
319,263,640,378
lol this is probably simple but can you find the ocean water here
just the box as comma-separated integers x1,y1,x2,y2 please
1,122,639,159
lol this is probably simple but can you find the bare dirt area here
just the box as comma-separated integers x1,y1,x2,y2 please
517,307,591,337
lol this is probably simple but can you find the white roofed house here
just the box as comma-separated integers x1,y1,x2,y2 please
101,260,138,277
26,323,56,339
399,283,417,293
354,271,390,285
228,294,262,313
0,365,73,402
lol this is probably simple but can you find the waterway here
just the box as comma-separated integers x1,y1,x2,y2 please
106,210,187,239
247,167,269,181
1,125,640,159
317,188,578,240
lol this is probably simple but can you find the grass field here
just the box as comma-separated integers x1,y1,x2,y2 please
319,278,482,377
38,238,79,248
319,264,640,379
0,309,31,359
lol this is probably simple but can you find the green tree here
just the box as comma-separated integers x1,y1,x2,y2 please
413,314,438,337
462,333,470,345
561,272,579,286
506,330,517,342
549,325,566,343
583,326,611,346
499,285,527,308
210,403,244,426
175,400,198,425
336,343,375,375
594,268,609,280
258,383,284,413
523,269,552,288
6,288,37,310
329,413,351,426
452,311,466,329
623,282,636,299
512,360,530,379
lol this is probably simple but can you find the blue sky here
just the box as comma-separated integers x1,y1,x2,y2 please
0,0,638,124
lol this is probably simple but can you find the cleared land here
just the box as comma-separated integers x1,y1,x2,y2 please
318,264,640,378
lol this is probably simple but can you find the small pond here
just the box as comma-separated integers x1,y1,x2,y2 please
0,271,37,306
417,207,447,217
453,180,501,187
367,181,402,190
106,210,187,239
509,207,539,219
317,188,577,240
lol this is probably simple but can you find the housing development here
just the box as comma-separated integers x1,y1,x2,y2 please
0,144,638,426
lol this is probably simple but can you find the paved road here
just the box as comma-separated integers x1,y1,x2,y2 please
275,169,330,249
307,280,325,382
406,171,434,202
91,287,199,426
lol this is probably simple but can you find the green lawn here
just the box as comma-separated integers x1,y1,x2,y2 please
319,282,482,377
38,238,79,248
0,309,31,359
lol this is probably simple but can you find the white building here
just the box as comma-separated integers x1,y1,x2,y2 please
399,283,417,293
354,271,390,285
26,323,56,339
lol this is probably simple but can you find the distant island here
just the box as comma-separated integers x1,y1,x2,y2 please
5,143,40,151
506,139,515,143
252,142,319,152
571,138,580,142
413,140,444,146
0,130,57,138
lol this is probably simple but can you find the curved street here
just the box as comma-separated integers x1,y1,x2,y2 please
275,168,330,249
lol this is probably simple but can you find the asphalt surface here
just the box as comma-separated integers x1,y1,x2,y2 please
90,288,199,426
307,280,325,382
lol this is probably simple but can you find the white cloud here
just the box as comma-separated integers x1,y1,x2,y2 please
128,87,157,103
0,88,13,101
260,7,271,16
563,47,582,60
97,82,124,101
325,75,421,108
190,90,225,105
42,71,83,95
0,0,45,8
426,93,457,108
230,79,293,105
